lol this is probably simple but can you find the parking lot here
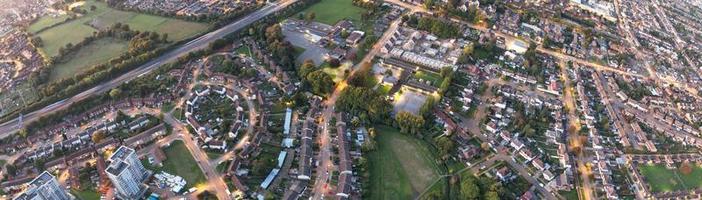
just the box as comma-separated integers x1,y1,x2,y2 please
281,20,328,65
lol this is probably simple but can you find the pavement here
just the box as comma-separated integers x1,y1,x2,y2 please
0,0,298,138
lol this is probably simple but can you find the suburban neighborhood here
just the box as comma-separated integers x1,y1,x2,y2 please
1,0,702,200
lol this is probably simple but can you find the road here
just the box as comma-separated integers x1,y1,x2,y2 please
309,15,404,199
559,61,594,200
0,0,298,137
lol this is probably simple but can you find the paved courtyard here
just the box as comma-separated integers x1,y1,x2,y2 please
393,89,427,115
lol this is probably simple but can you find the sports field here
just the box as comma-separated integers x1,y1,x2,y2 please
368,126,442,200
638,164,702,193
300,0,366,25
161,140,207,188
50,38,128,81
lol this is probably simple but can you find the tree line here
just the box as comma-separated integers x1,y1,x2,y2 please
404,14,461,38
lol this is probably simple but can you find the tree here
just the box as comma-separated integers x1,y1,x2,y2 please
298,59,317,78
424,0,434,9
33,159,46,171
435,136,455,158
18,128,28,138
109,88,122,99
395,111,425,135
460,175,480,200
306,70,334,95
92,131,106,143
161,33,169,43
6,164,17,176
305,12,316,23
328,58,341,68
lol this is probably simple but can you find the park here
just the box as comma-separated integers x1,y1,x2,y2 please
639,163,702,193
367,126,443,199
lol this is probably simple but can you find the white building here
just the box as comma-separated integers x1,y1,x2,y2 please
14,171,70,200
106,146,149,199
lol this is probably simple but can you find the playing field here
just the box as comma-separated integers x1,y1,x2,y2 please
161,140,207,188
368,126,442,200
638,164,702,193
300,0,366,25
50,38,128,81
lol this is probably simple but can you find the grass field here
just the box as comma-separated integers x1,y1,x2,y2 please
300,0,367,25
368,126,442,200
71,189,100,200
413,71,443,87
161,140,207,188
33,0,208,58
235,46,253,58
638,164,702,193
29,0,208,81
321,62,351,83
28,14,71,33
50,38,128,81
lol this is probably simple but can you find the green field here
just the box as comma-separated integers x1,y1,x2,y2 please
321,62,351,83
638,164,702,193
71,189,100,200
161,140,207,188
413,71,443,87
368,126,442,200
50,38,128,81
33,0,208,58
29,0,209,81
28,14,71,33
300,0,367,25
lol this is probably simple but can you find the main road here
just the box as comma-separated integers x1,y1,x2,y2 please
0,0,297,137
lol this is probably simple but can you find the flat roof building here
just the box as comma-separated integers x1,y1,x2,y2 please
14,171,70,200
106,146,149,199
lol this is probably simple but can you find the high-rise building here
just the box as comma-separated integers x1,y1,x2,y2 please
14,171,70,200
106,146,149,199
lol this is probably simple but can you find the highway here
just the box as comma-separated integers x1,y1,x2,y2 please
0,0,298,137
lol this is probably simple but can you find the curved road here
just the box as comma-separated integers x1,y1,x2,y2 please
0,0,297,137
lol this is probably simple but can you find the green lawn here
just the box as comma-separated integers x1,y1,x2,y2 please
559,189,579,200
235,46,253,58
368,126,442,200
206,151,223,160
71,189,100,200
413,71,443,87
300,0,367,25
28,14,71,33
637,164,698,193
321,62,351,83
678,164,702,190
161,140,207,188
50,38,128,81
